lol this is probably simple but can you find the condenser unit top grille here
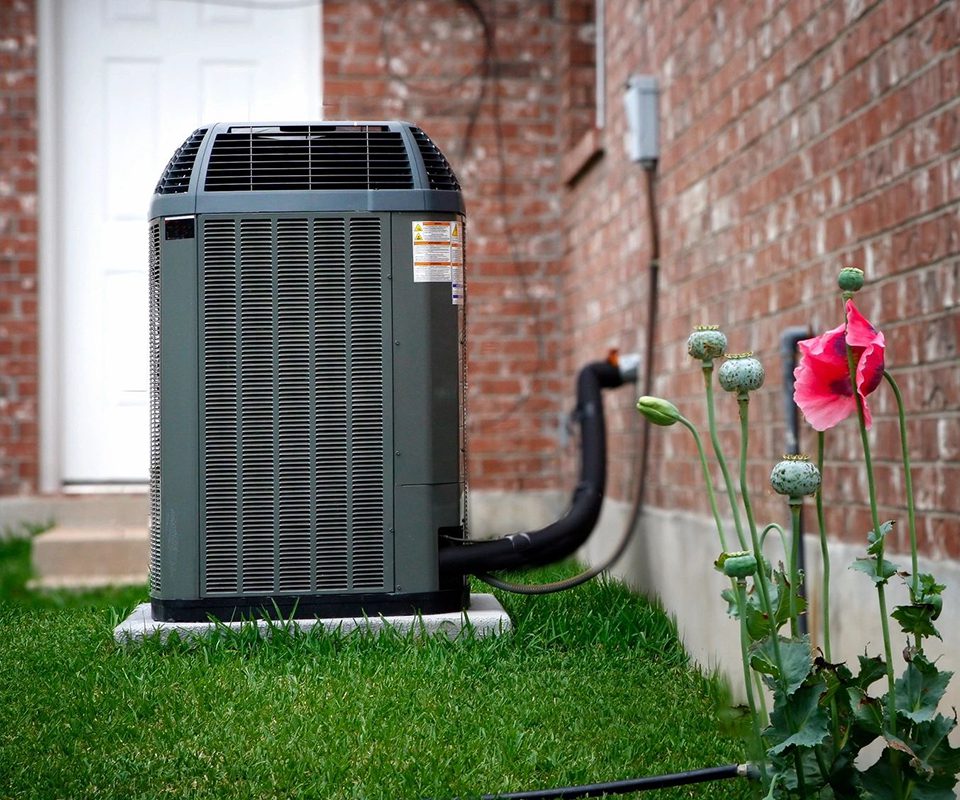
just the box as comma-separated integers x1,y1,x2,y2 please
410,127,461,191
204,125,415,192
150,121,464,216
155,127,208,194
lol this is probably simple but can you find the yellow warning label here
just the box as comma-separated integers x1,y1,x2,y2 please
412,220,452,282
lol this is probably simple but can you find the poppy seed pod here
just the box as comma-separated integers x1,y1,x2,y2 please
687,326,727,362
770,455,822,499
718,354,765,394
718,551,758,579
838,267,865,293
636,395,682,426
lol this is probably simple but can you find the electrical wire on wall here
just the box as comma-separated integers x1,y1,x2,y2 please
380,0,552,430
379,4,663,596
477,163,660,596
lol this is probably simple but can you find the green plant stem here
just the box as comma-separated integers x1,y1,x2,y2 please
816,432,840,758
703,365,748,550
883,371,919,603
760,523,788,560
678,416,729,552
736,396,804,796
736,579,767,783
844,340,902,800
736,398,780,644
788,502,802,638
754,671,768,725
815,433,831,661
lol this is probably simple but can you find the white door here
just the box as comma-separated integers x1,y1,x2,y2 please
56,0,321,484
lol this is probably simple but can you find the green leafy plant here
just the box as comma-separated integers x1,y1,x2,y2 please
638,271,959,798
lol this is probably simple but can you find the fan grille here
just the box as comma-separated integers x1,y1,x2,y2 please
410,127,461,191
203,125,414,192
155,128,208,194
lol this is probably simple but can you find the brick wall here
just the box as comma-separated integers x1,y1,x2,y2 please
0,0,39,496
324,0,574,493
2,0,957,567
567,0,960,559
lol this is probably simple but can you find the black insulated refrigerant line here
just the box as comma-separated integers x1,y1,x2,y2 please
439,361,624,576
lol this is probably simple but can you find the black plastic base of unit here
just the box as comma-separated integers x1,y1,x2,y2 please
150,585,470,623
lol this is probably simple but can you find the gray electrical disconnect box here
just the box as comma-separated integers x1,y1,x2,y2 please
623,75,659,164
148,122,468,621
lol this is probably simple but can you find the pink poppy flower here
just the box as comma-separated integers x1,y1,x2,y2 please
793,300,885,431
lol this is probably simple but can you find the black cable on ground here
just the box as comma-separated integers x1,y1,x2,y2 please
466,763,758,800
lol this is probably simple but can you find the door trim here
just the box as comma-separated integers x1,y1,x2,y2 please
37,0,62,493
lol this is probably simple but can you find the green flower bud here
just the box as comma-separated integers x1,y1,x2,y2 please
838,267,865,293
687,326,727,362
636,395,682,426
717,550,758,579
717,353,765,394
770,455,822,498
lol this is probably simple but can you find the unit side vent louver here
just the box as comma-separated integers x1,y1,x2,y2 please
201,216,386,596
155,128,208,195
203,126,414,192
410,127,461,191
148,222,162,591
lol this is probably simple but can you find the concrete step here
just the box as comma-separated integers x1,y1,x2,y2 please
30,525,149,589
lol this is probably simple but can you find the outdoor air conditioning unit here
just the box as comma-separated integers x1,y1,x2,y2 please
148,122,467,622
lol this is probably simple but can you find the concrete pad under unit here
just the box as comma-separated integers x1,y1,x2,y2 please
114,593,512,644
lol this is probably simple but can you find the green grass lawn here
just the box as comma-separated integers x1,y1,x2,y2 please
0,535,750,800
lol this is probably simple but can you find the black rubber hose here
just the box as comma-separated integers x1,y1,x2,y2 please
475,763,756,799
439,361,623,576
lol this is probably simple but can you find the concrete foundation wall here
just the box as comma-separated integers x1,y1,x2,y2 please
581,499,960,718
467,489,566,539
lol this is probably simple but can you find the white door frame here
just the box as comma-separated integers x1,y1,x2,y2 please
37,0,62,494
36,0,325,493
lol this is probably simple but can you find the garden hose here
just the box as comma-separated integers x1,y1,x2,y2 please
453,762,759,799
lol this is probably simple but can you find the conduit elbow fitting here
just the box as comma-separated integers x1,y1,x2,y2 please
607,349,642,384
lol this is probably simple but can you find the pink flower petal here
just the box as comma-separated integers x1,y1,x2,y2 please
793,299,886,431
793,382,857,431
